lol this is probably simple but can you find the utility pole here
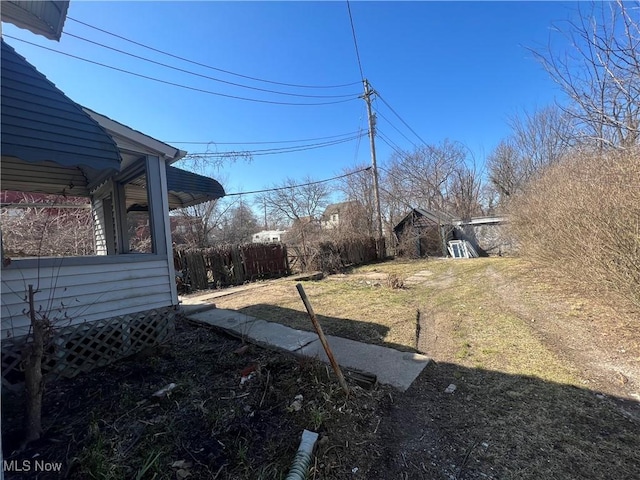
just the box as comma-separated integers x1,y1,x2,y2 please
263,198,268,230
363,79,384,259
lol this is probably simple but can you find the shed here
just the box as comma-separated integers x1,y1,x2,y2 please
393,208,456,257
1,38,225,387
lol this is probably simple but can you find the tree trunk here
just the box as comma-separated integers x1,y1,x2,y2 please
23,284,45,444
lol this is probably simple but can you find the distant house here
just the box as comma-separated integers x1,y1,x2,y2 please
252,230,287,244
320,201,364,230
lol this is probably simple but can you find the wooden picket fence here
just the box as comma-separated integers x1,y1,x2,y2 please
174,243,290,291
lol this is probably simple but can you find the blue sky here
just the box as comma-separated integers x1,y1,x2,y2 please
2,1,578,202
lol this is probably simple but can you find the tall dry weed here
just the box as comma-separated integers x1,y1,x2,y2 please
508,148,640,307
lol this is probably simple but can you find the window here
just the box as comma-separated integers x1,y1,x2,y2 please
1,192,95,258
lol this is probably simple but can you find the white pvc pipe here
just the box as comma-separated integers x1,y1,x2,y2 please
285,429,319,480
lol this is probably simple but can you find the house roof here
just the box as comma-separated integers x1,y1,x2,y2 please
125,166,225,211
1,40,122,194
165,166,225,209
83,108,186,168
0,40,224,208
83,108,225,209
321,201,360,218
393,207,457,233
1,1,69,41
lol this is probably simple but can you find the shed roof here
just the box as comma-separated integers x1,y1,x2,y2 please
1,40,122,194
393,207,457,234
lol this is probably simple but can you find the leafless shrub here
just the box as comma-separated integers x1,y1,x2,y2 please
386,273,404,290
1,194,94,257
508,147,640,307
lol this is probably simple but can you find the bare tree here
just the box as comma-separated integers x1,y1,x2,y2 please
217,201,260,244
257,177,330,226
172,198,234,248
449,159,484,221
509,105,574,170
0,193,87,446
379,166,409,240
533,0,640,149
337,165,375,237
488,105,573,206
257,177,330,270
385,139,472,214
487,139,522,203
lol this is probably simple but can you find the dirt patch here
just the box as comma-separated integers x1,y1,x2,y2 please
370,361,640,480
2,320,389,479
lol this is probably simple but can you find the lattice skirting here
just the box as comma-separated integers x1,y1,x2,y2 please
1,307,175,390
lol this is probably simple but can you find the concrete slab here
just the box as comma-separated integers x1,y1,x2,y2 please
189,309,254,331
180,303,217,316
297,336,430,391
238,319,318,352
180,282,271,305
188,309,317,352
187,308,431,391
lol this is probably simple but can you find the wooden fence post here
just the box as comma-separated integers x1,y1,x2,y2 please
296,283,349,396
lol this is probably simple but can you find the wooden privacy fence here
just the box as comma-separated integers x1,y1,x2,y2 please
288,237,383,273
174,243,290,290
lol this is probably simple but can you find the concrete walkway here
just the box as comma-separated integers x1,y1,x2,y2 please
179,272,325,315
185,307,430,391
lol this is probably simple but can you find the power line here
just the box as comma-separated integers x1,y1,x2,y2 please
377,92,429,145
352,103,367,163
5,36,359,107
346,0,365,82
225,166,372,196
67,16,361,90
184,133,366,157
166,130,364,145
377,129,408,157
63,31,359,99
373,103,420,150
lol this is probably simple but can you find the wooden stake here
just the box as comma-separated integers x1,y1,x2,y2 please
296,283,350,396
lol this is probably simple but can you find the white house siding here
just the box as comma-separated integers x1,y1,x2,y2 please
1,256,175,339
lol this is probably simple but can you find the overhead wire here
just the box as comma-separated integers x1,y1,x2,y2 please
346,1,365,82
165,130,364,145
352,103,368,163
183,133,366,157
62,31,359,99
4,35,359,106
372,97,420,150
66,16,361,89
224,166,372,196
376,92,429,145
377,129,408,157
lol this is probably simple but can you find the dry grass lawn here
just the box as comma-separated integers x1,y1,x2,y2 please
216,256,639,392
212,256,640,479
